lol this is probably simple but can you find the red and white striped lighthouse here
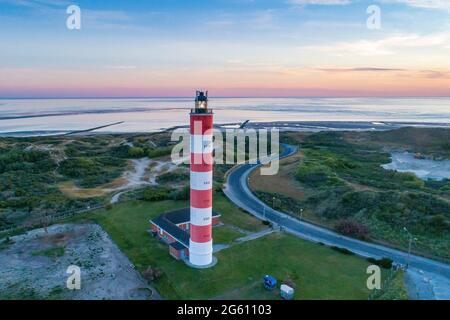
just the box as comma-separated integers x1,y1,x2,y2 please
189,91,214,266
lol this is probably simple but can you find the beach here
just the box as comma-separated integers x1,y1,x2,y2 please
1,97,450,136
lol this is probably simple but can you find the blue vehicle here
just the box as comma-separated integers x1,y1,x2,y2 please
263,275,277,290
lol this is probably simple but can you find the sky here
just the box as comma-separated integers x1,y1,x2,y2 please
0,0,449,98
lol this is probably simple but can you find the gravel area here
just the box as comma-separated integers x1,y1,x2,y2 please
0,223,157,300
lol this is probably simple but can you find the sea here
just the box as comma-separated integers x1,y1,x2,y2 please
0,97,449,136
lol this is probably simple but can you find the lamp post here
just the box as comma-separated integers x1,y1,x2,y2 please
299,208,304,221
403,227,417,268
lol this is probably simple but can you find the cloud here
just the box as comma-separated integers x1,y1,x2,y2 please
380,0,450,11
0,0,71,9
317,67,404,72
306,32,450,55
289,0,350,5
288,0,450,11
104,66,137,70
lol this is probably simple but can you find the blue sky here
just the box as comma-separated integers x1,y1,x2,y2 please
0,0,449,97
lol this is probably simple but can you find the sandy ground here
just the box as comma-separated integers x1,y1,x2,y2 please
382,152,450,181
110,157,179,203
0,223,158,300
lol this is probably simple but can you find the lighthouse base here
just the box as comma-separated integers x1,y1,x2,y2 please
185,255,217,269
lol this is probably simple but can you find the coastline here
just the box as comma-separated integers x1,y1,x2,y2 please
2,120,450,137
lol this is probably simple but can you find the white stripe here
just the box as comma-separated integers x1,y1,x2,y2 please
190,207,212,226
190,171,213,191
189,239,213,255
190,134,213,154
189,252,213,266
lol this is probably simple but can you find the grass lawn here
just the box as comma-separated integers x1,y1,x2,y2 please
75,193,391,299
213,192,266,232
213,225,245,244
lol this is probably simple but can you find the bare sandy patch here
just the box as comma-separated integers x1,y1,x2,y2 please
0,223,156,300
249,152,306,200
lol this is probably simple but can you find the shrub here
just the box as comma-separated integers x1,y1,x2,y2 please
367,257,393,269
334,219,370,240
330,246,354,255
142,186,172,201
142,266,163,281
128,147,145,158
156,171,188,184
429,214,449,233
296,163,333,187
148,147,172,159
168,185,189,201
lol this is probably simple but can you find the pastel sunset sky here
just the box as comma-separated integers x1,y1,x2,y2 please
1,0,450,97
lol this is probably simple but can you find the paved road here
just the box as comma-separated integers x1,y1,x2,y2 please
223,144,450,280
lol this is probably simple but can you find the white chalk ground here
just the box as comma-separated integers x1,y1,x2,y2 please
0,223,157,300
110,157,180,204
382,152,450,181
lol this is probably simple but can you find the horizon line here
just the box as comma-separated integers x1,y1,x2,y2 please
2,95,450,100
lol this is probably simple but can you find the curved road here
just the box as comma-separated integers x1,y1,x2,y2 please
223,144,450,280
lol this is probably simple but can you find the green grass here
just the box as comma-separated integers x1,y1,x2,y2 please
31,246,65,259
376,271,409,300
214,192,266,232
213,226,244,244
79,194,392,299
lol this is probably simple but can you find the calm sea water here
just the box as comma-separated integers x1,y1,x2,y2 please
0,97,449,135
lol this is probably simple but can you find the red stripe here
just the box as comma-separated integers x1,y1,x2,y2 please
190,189,212,208
190,115,213,134
191,153,213,172
190,224,212,243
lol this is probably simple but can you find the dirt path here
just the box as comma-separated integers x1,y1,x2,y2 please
110,158,179,203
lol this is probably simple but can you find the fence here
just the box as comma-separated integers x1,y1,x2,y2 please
0,204,105,236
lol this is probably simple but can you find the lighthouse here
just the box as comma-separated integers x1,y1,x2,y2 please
189,91,214,267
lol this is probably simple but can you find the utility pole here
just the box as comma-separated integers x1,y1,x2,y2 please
403,227,417,268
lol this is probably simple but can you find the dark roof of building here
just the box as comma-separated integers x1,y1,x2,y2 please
150,208,220,248
169,241,186,250
151,214,189,247
163,208,220,225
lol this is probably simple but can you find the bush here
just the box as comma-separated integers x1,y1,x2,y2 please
142,266,163,281
148,147,172,159
334,219,370,240
168,185,189,200
367,257,393,269
128,147,145,158
429,214,449,233
296,163,334,187
330,246,354,255
142,186,172,201
156,171,188,184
